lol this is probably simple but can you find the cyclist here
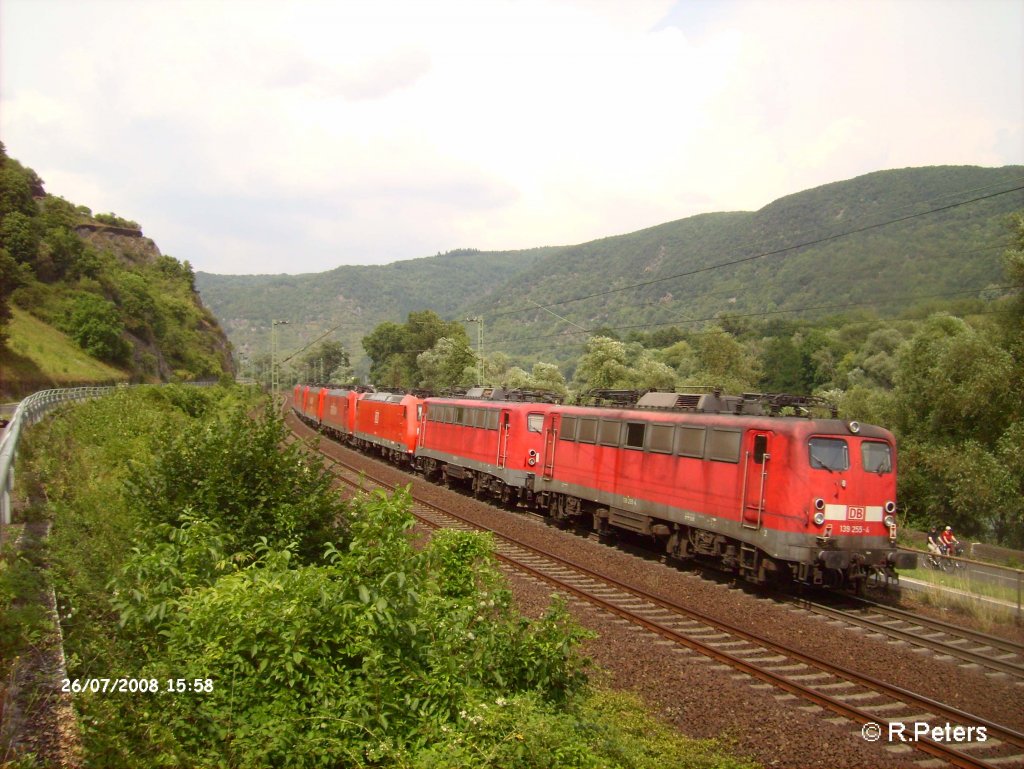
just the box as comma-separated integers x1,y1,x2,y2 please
926,525,942,564
939,526,960,559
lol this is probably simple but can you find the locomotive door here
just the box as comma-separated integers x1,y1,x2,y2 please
740,432,771,529
542,414,559,480
497,410,511,469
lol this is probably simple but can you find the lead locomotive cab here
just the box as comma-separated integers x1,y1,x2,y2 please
533,390,915,593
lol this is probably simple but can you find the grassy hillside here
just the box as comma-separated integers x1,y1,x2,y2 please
0,307,128,395
196,165,1023,375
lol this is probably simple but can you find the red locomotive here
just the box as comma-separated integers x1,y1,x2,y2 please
292,385,916,590
321,388,362,441
351,391,421,465
418,390,560,506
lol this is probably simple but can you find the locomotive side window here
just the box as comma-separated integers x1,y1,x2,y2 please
647,424,674,453
599,419,621,446
861,441,892,473
675,426,706,458
527,413,544,433
808,437,849,471
475,409,489,428
577,418,598,443
707,429,741,463
753,434,768,464
443,406,455,424
624,422,646,450
559,415,577,441
485,410,500,430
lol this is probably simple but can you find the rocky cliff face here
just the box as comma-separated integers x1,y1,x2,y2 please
74,223,162,266
73,223,236,381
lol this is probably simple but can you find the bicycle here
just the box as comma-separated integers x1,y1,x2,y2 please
937,543,965,572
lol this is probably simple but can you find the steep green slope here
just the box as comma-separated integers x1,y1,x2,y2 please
0,144,234,397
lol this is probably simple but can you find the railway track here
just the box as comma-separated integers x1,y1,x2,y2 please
289,424,1024,769
786,596,1024,682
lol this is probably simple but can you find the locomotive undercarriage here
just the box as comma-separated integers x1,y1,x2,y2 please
421,460,532,510
535,490,885,593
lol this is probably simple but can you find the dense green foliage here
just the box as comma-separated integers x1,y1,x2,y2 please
362,310,474,389
17,386,752,768
57,292,132,364
0,143,232,392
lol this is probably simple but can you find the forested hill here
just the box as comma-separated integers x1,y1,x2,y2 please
196,246,554,369
470,166,1024,362
0,144,233,397
197,165,1022,371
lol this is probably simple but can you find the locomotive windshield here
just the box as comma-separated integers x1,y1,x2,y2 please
808,437,849,472
861,441,892,473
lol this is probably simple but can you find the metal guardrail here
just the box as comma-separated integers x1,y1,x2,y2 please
0,386,117,526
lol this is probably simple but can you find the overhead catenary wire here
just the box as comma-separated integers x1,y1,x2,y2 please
479,284,1022,351
481,182,1024,322
353,283,1020,362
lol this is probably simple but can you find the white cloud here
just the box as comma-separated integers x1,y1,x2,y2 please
1,0,1021,274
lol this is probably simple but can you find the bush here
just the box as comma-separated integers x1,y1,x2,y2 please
58,292,131,364
124,404,346,561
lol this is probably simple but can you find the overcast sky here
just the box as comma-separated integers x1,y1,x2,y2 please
2,0,1021,276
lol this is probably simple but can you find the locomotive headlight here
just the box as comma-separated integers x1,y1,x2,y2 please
814,498,825,511
847,420,861,434
884,501,896,514
813,511,826,526
884,514,896,528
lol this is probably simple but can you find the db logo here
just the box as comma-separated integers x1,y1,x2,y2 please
847,506,865,520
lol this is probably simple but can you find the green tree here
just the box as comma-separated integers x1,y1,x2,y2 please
572,336,677,394
58,292,132,364
362,311,469,388
678,327,761,394
362,320,409,385
300,339,351,383
572,336,636,391
0,248,23,346
0,165,37,220
0,210,39,265
894,314,1013,446
759,335,805,393
416,336,476,390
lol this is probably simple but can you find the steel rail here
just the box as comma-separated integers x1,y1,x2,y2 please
791,597,1024,678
